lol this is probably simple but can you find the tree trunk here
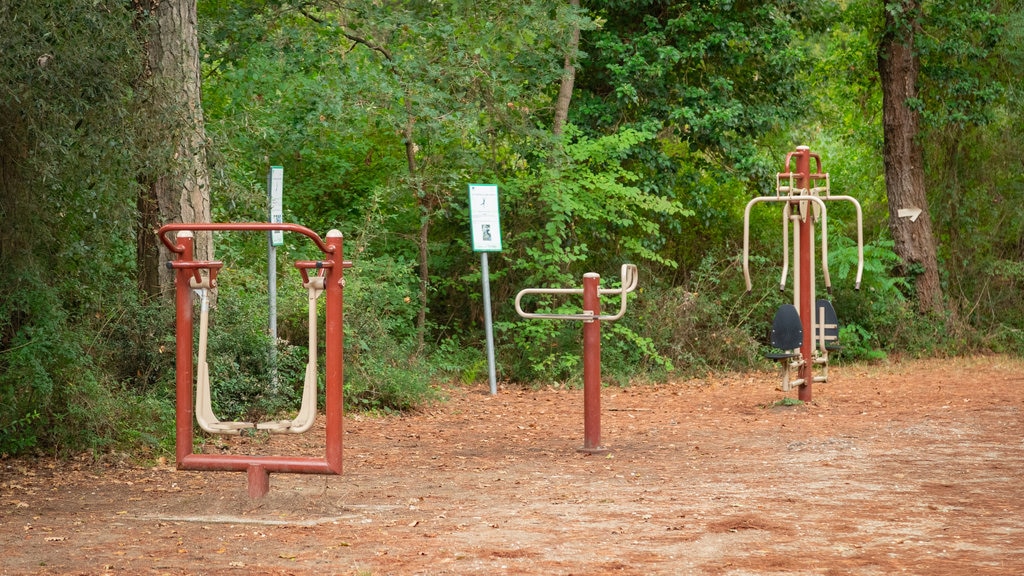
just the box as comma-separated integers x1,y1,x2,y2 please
878,0,943,314
135,0,213,299
552,0,580,136
404,109,429,356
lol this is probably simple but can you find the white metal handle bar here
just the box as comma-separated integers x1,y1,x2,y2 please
515,264,638,322
821,194,864,290
743,195,830,293
780,194,863,290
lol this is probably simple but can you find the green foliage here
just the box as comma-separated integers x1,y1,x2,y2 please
343,253,440,412
767,397,805,408
0,0,175,456
918,0,1007,129
0,410,41,456
632,258,761,378
838,323,888,361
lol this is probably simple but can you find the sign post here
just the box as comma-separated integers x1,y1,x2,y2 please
469,184,502,395
268,167,284,387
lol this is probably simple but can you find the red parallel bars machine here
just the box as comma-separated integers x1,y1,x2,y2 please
159,223,350,498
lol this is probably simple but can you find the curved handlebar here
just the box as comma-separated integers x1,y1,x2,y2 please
157,222,336,255
744,196,830,293
515,264,638,322
823,195,864,289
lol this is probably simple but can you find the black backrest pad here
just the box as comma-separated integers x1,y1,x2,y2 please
770,304,803,351
814,299,840,339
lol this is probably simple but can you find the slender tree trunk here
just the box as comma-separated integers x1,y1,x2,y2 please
878,0,943,314
135,0,213,299
404,109,429,356
552,0,580,136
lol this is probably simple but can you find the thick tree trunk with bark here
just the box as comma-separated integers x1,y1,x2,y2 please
552,0,580,136
878,0,943,314
135,0,212,299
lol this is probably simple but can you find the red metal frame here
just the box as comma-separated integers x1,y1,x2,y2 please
581,273,603,453
159,223,347,498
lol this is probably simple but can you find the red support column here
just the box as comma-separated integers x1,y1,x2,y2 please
324,230,344,473
580,273,604,453
795,147,814,402
174,232,195,467
247,464,270,499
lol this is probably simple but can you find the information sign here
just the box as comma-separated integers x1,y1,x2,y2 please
469,184,502,252
269,166,284,246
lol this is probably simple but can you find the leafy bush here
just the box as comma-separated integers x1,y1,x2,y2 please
342,253,440,412
633,285,760,378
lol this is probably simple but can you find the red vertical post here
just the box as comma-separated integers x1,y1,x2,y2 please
581,273,604,453
795,146,814,402
173,231,195,467
247,465,270,499
324,230,344,473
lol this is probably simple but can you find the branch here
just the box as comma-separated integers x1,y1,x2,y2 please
297,2,392,61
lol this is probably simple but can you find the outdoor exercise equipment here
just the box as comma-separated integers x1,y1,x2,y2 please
743,146,864,401
514,264,638,453
158,222,351,498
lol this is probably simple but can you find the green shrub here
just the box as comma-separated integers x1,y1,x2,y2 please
342,253,440,412
633,285,760,378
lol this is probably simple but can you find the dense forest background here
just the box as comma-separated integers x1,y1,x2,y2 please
2,0,1022,457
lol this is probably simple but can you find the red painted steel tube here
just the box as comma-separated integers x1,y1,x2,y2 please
324,230,345,473
158,222,334,256
581,273,603,453
795,147,814,402
248,465,270,499
179,454,335,474
174,232,196,467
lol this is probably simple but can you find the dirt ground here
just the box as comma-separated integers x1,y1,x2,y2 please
2,356,1023,575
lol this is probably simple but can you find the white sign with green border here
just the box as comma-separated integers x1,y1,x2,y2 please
468,183,501,252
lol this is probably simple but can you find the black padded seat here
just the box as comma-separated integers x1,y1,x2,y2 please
765,304,803,360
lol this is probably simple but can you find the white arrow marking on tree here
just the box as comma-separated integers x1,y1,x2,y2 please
898,208,922,222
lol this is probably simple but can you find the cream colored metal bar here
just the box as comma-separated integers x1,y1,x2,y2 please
780,204,791,291
514,264,638,322
781,359,806,392
257,275,324,434
193,287,254,435
823,195,864,289
743,196,829,292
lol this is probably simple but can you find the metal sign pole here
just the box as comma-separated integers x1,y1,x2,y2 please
481,252,498,395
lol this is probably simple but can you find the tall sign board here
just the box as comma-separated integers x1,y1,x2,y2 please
468,184,501,395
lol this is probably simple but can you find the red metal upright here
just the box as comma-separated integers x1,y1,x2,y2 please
324,230,345,473
173,232,197,467
793,147,814,402
160,223,347,498
581,273,604,453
